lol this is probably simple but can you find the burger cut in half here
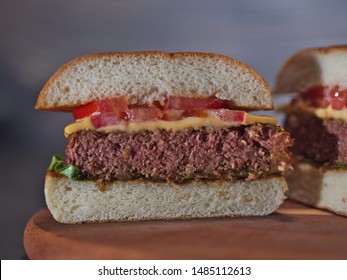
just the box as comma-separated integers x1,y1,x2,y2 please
36,51,293,223
275,45,347,216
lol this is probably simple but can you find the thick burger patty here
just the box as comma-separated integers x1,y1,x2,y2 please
65,124,293,182
284,112,347,165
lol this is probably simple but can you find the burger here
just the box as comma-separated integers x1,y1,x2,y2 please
36,51,293,223
275,45,347,216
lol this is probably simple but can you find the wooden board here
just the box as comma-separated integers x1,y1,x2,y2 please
24,200,347,259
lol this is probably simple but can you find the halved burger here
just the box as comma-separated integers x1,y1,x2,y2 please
36,51,293,223
275,45,347,216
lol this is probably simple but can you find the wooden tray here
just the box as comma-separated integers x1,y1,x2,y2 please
23,200,347,259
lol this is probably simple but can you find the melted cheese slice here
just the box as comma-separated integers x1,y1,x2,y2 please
64,118,95,137
64,113,278,137
314,106,347,121
281,102,347,121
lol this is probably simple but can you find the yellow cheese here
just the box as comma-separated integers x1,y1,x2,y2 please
314,106,347,121
281,101,347,121
64,113,278,137
245,114,278,125
64,117,95,137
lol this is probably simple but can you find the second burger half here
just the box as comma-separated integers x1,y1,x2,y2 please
36,51,294,223
275,45,347,216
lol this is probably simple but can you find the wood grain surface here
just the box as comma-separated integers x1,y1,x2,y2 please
23,200,347,260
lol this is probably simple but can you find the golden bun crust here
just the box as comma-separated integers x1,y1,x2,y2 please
36,51,273,111
274,45,347,94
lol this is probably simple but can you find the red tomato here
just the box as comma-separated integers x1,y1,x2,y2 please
301,86,347,110
301,86,327,108
73,101,100,120
105,97,128,113
162,109,210,120
211,109,246,123
165,96,229,110
183,109,209,118
302,86,326,100
91,112,124,129
331,98,345,110
73,97,128,120
329,86,347,110
126,107,161,122
317,99,330,108
73,96,249,129
161,109,185,121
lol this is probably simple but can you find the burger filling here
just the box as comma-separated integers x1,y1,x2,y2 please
52,96,294,182
64,96,278,137
282,85,347,168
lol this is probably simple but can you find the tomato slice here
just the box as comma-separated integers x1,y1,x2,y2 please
301,86,347,110
161,109,185,121
103,97,128,114
91,112,124,129
329,86,347,110
301,86,326,100
210,109,246,123
331,98,345,110
185,109,209,118
126,107,161,122
73,101,100,120
72,96,247,129
165,96,229,110
162,109,210,120
73,97,128,120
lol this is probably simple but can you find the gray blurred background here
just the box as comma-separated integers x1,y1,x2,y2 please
1,0,346,259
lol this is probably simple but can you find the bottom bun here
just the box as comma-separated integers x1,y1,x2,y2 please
44,172,287,223
286,161,347,216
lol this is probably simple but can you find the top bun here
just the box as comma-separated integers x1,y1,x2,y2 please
274,45,347,94
36,51,272,111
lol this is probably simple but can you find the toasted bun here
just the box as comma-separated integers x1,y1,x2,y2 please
44,172,287,223
286,161,347,216
36,51,272,111
274,45,347,94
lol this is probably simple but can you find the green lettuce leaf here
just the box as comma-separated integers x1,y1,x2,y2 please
47,154,81,180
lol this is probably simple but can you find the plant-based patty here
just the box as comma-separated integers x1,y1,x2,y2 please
65,124,293,182
284,112,347,165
